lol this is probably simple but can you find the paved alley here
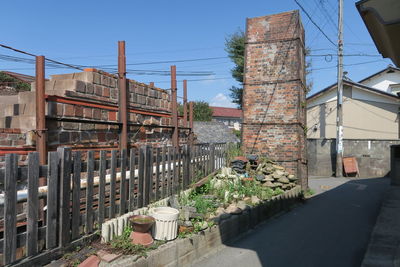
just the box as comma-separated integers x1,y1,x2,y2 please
193,177,389,267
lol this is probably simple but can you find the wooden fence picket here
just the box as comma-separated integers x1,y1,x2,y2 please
138,146,145,208
120,149,127,215
46,151,58,249
129,148,136,211
71,151,81,240
4,154,17,265
155,147,160,201
98,150,106,224
86,151,94,234
110,150,117,218
161,146,166,198
27,152,39,256
57,147,71,247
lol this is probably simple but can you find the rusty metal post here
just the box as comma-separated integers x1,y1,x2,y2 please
171,66,179,148
118,41,128,151
183,80,188,127
35,56,46,166
189,101,194,145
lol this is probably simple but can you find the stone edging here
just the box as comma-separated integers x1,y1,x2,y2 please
107,186,303,267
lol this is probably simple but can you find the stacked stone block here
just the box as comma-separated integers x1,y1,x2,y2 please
0,69,188,162
242,11,308,189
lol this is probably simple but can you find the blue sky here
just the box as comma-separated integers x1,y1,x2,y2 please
0,0,392,107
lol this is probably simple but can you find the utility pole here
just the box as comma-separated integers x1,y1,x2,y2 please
336,0,344,177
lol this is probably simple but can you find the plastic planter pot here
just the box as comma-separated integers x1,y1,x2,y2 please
150,207,179,241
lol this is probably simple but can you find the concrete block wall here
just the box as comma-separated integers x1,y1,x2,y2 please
242,11,308,189
308,138,400,177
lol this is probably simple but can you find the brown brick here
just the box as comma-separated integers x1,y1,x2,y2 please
75,105,83,117
103,87,110,97
83,108,92,119
109,111,117,121
95,85,103,96
64,104,74,117
93,109,101,120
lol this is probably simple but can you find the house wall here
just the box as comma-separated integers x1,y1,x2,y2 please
307,87,399,139
361,70,400,92
308,138,400,177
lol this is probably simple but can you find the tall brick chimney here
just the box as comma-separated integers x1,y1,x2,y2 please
242,10,308,189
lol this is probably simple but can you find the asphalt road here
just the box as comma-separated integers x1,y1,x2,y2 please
192,177,389,267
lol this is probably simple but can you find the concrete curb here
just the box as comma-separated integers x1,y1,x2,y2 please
107,186,303,267
362,186,400,267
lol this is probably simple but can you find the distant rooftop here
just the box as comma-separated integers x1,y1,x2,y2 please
210,106,242,118
1,71,36,84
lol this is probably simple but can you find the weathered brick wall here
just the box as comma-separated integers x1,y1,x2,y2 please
242,11,308,189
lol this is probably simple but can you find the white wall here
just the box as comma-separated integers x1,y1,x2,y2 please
361,70,400,93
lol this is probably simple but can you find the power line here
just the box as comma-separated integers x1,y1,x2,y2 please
91,56,228,68
0,43,84,70
0,53,217,76
294,0,337,47
311,59,385,71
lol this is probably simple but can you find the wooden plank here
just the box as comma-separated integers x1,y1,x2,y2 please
161,146,166,198
27,152,39,256
71,151,81,240
172,147,177,194
188,145,193,184
155,147,160,201
137,146,145,208
110,150,117,218
167,146,172,196
128,148,135,211
119,149,127,215
86,150,94,234
210,144,215,172
4,154,17,265
46,152,58,249
178,146,182,192
184,145,190,189
144,146,151,206
98,150,106,225
57,147,72,247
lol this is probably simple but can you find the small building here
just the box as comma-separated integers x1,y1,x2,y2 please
307,66,400,140
210,106,242,130
307,66,400,177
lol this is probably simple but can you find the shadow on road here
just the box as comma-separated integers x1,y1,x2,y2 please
198,177,389,267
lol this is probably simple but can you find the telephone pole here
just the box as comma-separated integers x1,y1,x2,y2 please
336,0,344,177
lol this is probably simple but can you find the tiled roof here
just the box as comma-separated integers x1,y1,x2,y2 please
210,106,242,118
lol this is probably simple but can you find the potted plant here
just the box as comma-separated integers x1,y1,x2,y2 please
129,215,155,247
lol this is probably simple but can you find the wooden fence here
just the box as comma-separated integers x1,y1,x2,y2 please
0,142,228,266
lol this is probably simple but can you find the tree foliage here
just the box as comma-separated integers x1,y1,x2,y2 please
224,30,312,108
178,101,213,122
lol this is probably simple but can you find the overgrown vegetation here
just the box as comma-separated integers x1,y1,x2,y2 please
226,143,243,163
178,101,213,121
0,72,31,92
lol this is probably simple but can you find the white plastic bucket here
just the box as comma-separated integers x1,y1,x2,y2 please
150,207,179,241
